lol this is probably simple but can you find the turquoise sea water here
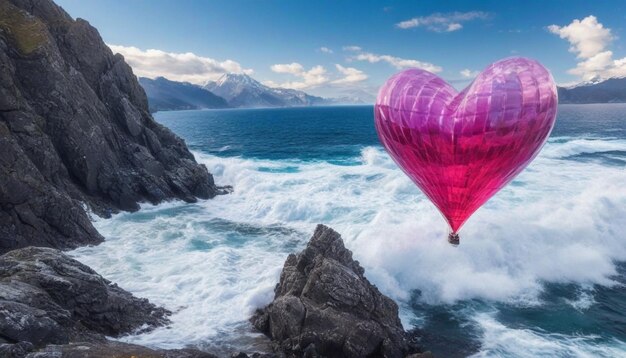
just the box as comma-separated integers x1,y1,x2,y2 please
72,104,626,357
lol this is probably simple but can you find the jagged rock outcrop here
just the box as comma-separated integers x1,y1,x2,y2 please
0,0,222,254
252,225,422,358
0,246,170,351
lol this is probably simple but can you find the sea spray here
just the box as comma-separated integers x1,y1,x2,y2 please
71,106,626,356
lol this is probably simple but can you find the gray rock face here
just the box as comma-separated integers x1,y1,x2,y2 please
23,341,219,358
0,246,170,349
252,225,419,358
0,341,34,358
0,0,221,254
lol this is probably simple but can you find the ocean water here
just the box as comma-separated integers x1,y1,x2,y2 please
71,104,626,357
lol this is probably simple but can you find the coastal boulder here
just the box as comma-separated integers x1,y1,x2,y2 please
0,246,170,348
252,225,420,358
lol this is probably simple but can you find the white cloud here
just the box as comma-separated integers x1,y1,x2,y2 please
265,62,369,90
460,69,479,78
343,45,362,52
268,63,329,89
319,46,333,54
107,44,252,84
548,16,612,59
548,16,626,81
348,48,442,72
568,50,626,80
447,23,463,32
270,62,305,75
332,64,368,84
396,11,489,32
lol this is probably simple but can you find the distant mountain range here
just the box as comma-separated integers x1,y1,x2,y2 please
140,73,626,112
139,73,372,112
139,77,228,112
203,73,328,108
558,77,626,104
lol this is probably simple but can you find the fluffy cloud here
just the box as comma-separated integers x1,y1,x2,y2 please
548,16,626,81
108,44,252,84
460,69,479,78
345,46,442,72
548,16,612,59
319,47,333,54
396,11,489,32
266,62,368,90
268,63,329,89
447,23,463,32
332,64,368,84
271,62,306,74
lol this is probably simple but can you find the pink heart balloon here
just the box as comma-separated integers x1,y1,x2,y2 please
374,57,558,238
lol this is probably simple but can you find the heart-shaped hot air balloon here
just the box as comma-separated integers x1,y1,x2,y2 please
374,57,558,245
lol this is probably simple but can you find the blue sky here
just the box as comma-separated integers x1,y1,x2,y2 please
56,0,626,97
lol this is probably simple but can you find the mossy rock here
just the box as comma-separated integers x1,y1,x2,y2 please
0,1,48,55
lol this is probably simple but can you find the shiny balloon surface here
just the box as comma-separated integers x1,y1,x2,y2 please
375,57,558,233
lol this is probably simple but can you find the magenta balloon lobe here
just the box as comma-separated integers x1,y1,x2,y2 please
374,57,558,234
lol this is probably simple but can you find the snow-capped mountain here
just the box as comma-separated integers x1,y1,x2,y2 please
203,73,327,108
139,77,228,112
326,88,377,105
558,77,626,104
562,75,604,89
137,73,373,111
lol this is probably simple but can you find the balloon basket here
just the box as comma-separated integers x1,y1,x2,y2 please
448,232,460,246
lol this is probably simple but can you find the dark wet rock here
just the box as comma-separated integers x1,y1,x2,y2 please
23,341,219,358
406,353,435,358
0,246,266,357
0,341,34,358
0,0,222,254
162,348,219,358
406,327,477,358
252,225,422,358
0,247,170,349
230,353,279,358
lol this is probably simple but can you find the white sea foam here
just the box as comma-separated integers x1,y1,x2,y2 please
541,137,626,159
70,136,626,354
470,313,626,358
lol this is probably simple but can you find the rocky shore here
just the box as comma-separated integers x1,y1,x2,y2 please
0,246,216,357
0,227,432,358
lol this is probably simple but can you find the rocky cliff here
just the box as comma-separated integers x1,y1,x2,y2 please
0,0,221,253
